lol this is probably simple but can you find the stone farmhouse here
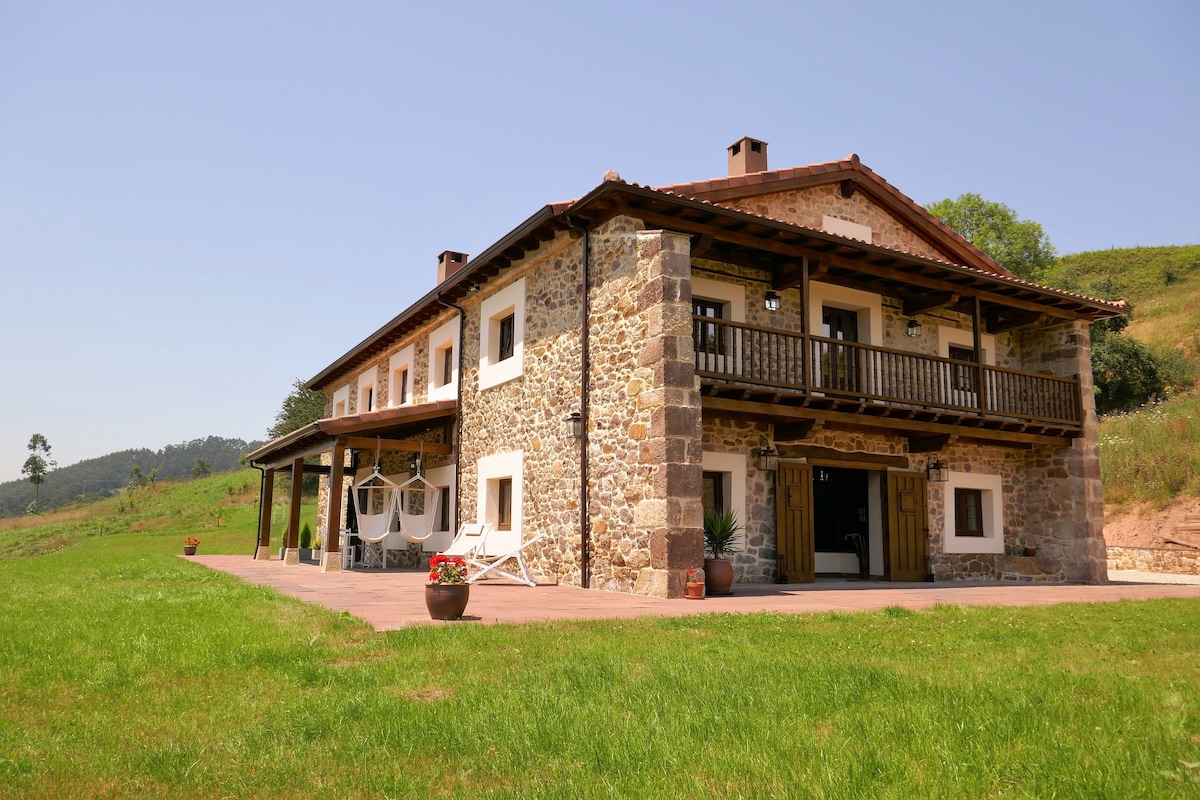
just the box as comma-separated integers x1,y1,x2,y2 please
248,138,1127,598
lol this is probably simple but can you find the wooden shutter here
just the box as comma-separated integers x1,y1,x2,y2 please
887,471,928,581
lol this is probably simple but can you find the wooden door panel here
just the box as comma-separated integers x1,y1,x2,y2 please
776,463,814,583
887,471,928,581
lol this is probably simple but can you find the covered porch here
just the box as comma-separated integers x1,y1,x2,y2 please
246,400,458,572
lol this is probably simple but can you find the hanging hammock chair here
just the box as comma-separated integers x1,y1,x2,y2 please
351,448,401,546
397,471,441,544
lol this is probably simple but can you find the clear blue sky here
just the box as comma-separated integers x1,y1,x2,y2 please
1,0,1197,483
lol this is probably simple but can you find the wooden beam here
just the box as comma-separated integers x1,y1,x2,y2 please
774,420,818,441
777,444,907,469
903,292,960,316
324,440,346,569
985,310,1043,333
255,468,274,559
906,434,953,453
286,458,304,550
343,436,453,455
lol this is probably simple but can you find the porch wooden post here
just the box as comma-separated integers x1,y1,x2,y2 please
321,440,346,573
254,468,274,560
972,295,986,414
283,457,303,565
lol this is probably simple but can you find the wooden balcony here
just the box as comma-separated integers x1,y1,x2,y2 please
694,316,1084,441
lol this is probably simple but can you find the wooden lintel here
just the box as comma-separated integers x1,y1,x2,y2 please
777,444,906,469
903,292,960,316
343,436,453,455
774,420,819,441
906,434,953,453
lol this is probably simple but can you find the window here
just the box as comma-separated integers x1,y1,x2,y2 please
332,386,349,418
694,299,726,356
497,477,512,530
702,470,726,516
356,369,376,413
954,488,984,536
942,471,1004,554
479,278,526,389
949,346,977,393
389,346,414,407
497,314,515,362
427,318,459,402
438,486,451,532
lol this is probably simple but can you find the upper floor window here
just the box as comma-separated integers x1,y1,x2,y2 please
427,318,459,402
954,488,984,537
479,278,526,390
949,345,977,392
389,345,414,407
332,386,349,418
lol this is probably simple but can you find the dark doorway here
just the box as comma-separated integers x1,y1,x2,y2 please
812,466,869,568
821,306,861,393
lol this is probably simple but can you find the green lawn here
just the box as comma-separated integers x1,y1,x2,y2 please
0,531,1197,799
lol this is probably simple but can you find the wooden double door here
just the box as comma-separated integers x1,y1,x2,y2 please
776,463,928,582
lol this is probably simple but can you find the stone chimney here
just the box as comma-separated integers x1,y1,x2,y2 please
727,136,768,176
437,250,469,283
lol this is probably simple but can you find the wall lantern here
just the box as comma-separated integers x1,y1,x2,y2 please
927,458,948,483
907,319,923,337
755,439,779,472
566,409,583,439
764,291,782,313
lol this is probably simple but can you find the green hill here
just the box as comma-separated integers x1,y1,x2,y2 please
1046,244,1200,508
0,436,264,519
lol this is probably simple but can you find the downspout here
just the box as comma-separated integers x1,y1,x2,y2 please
566,218,591,589
436,292,467,536
251,463,267,557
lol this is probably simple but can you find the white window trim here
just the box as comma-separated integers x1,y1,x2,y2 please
479,278,526,390
808,281,882,345
691,277,746,322
420,463,457,553
701,450,747,552
943,471,1005,554
477,450,522,557
332,385,349,418
427,318,460,402
938,326,996,365
389,345,414,408
356,368,377,414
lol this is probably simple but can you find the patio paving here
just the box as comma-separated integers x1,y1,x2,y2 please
191,555,1200,631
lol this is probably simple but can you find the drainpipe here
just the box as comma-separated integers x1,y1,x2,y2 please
566,218,592,589
436,292,467,536
251,463,267,558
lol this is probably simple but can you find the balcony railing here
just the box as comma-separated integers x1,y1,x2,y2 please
693,316,1082,429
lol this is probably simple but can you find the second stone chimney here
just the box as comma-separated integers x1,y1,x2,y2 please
437,250,469,284
727,136,768,176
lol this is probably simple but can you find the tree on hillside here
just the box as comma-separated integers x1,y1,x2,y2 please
1090,313,1181,415
191,458,210,480
926,193,1057,281
21,433,56,510
268,378,326,440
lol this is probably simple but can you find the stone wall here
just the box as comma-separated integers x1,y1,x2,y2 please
1107,546,1200,575
722,184,959,263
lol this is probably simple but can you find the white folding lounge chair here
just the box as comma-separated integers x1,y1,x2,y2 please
468,532,547,587
439,522,492,560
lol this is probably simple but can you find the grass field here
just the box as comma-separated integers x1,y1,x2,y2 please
0,526,1198,799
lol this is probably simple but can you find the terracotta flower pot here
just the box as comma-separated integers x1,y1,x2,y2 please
183,545,197,556
685,582,705,600
425,583,470,620
703,558,734,595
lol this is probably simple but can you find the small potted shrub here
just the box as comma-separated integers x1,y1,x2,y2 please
703,509,742,595
183,537,199,556
298,521,314,561
685,568,705,600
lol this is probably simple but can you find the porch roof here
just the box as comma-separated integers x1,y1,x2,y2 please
247,400,457,471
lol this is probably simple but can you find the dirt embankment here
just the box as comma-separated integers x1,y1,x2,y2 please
1104,498,1200,549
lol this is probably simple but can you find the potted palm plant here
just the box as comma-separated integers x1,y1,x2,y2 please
703,509,742,595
